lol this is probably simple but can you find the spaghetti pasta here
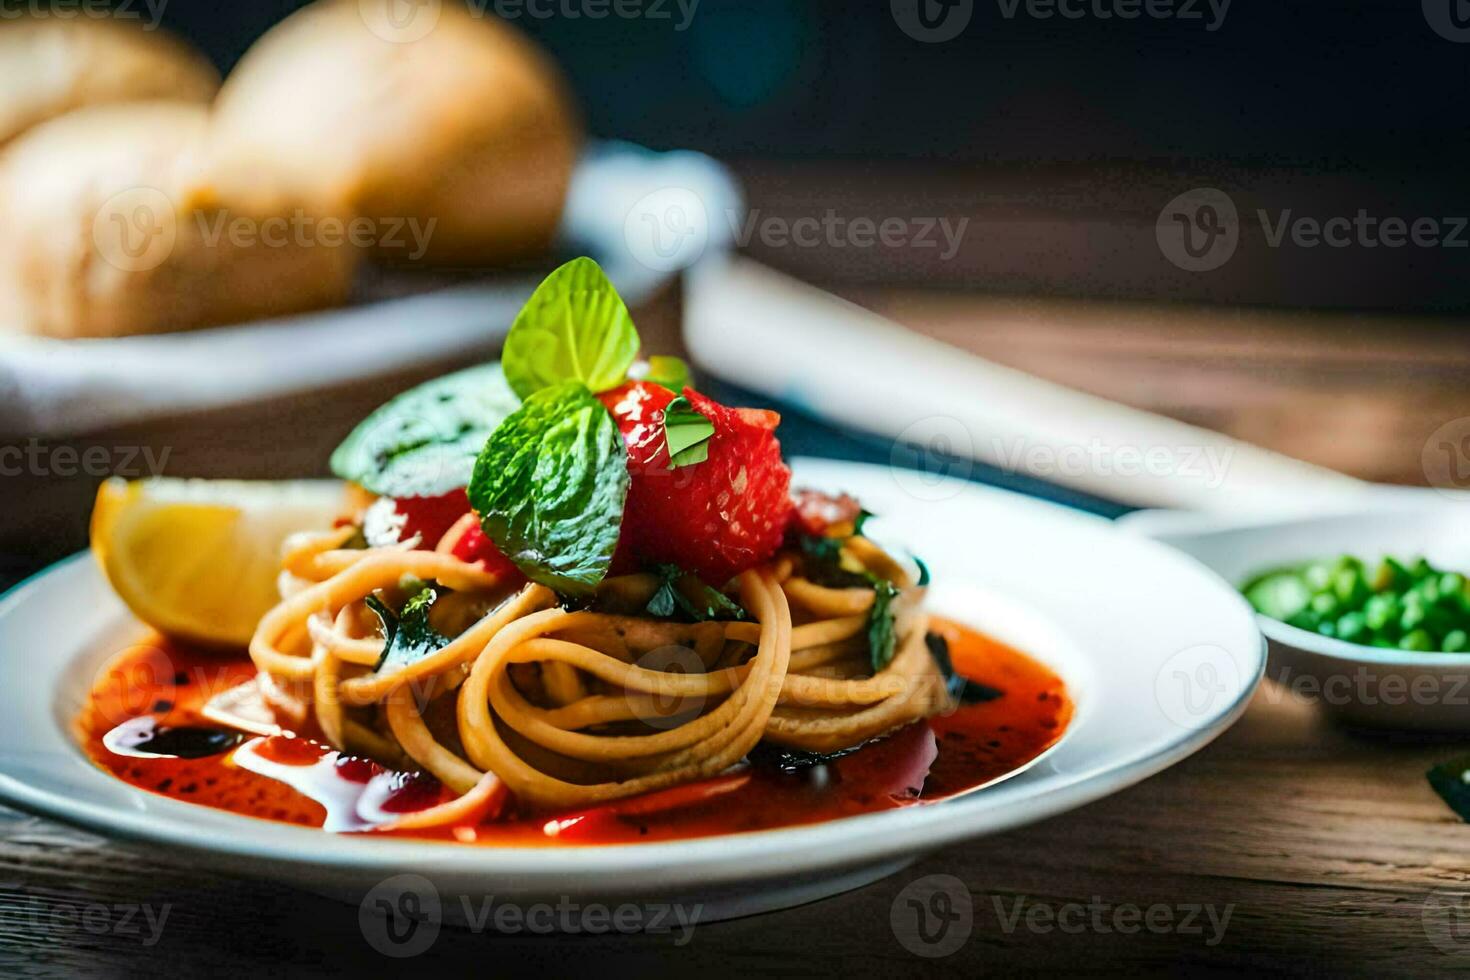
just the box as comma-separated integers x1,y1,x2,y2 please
247,524,951,813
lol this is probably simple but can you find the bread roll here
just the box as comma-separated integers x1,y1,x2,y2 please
0,17,218,147
0,102,359,339
213,0,579,265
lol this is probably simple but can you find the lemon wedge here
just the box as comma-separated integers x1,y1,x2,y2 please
91,478,347,647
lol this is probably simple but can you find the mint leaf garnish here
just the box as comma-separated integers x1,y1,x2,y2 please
645,564,746,621
663,396,714,469
867,579,901,672
366,585,451,672
631,355,692,395
467,382,629,595
329,363,519,498
501,258,640,400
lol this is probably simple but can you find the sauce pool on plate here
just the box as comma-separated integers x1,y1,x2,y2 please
76,618,1072,845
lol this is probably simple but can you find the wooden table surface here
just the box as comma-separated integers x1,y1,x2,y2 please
4,277,1470,976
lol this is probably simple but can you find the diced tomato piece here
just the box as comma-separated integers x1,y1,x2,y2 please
599,382,793,584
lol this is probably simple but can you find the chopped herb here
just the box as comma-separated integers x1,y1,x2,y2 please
1429,754,1470,822
366,586,451,672
646,564,746,622
924,632,1004,704
797,534,873,589
662,396,715,469
868,580,902,672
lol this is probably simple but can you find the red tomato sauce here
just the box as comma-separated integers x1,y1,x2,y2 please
76,618,1072,845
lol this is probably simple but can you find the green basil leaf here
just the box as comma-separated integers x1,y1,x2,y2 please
467,382,629,595
632,355,692,395
329,363,519,498
662,395,715,469
645,563,746,622
366,586,451,673
867,580,902,672
501,258,640,400
799,535,875,589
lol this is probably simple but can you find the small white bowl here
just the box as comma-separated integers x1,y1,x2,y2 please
1123,503,1470,732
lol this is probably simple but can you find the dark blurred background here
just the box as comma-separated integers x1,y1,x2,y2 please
143,0,1470,311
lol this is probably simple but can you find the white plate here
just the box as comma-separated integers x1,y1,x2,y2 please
0,459,1263,923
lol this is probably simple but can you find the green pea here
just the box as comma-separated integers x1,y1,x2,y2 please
1401,605,1427,632
1336,611,1367,642
1440,572,1466,599
1305,563,1333,592
1288,609,1321,632
1400,629,1435,652
1311,593,1340,618
1376,557,1411,592
1364,593,1399,631
1332,567,1369,607
1444,629,1470,653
